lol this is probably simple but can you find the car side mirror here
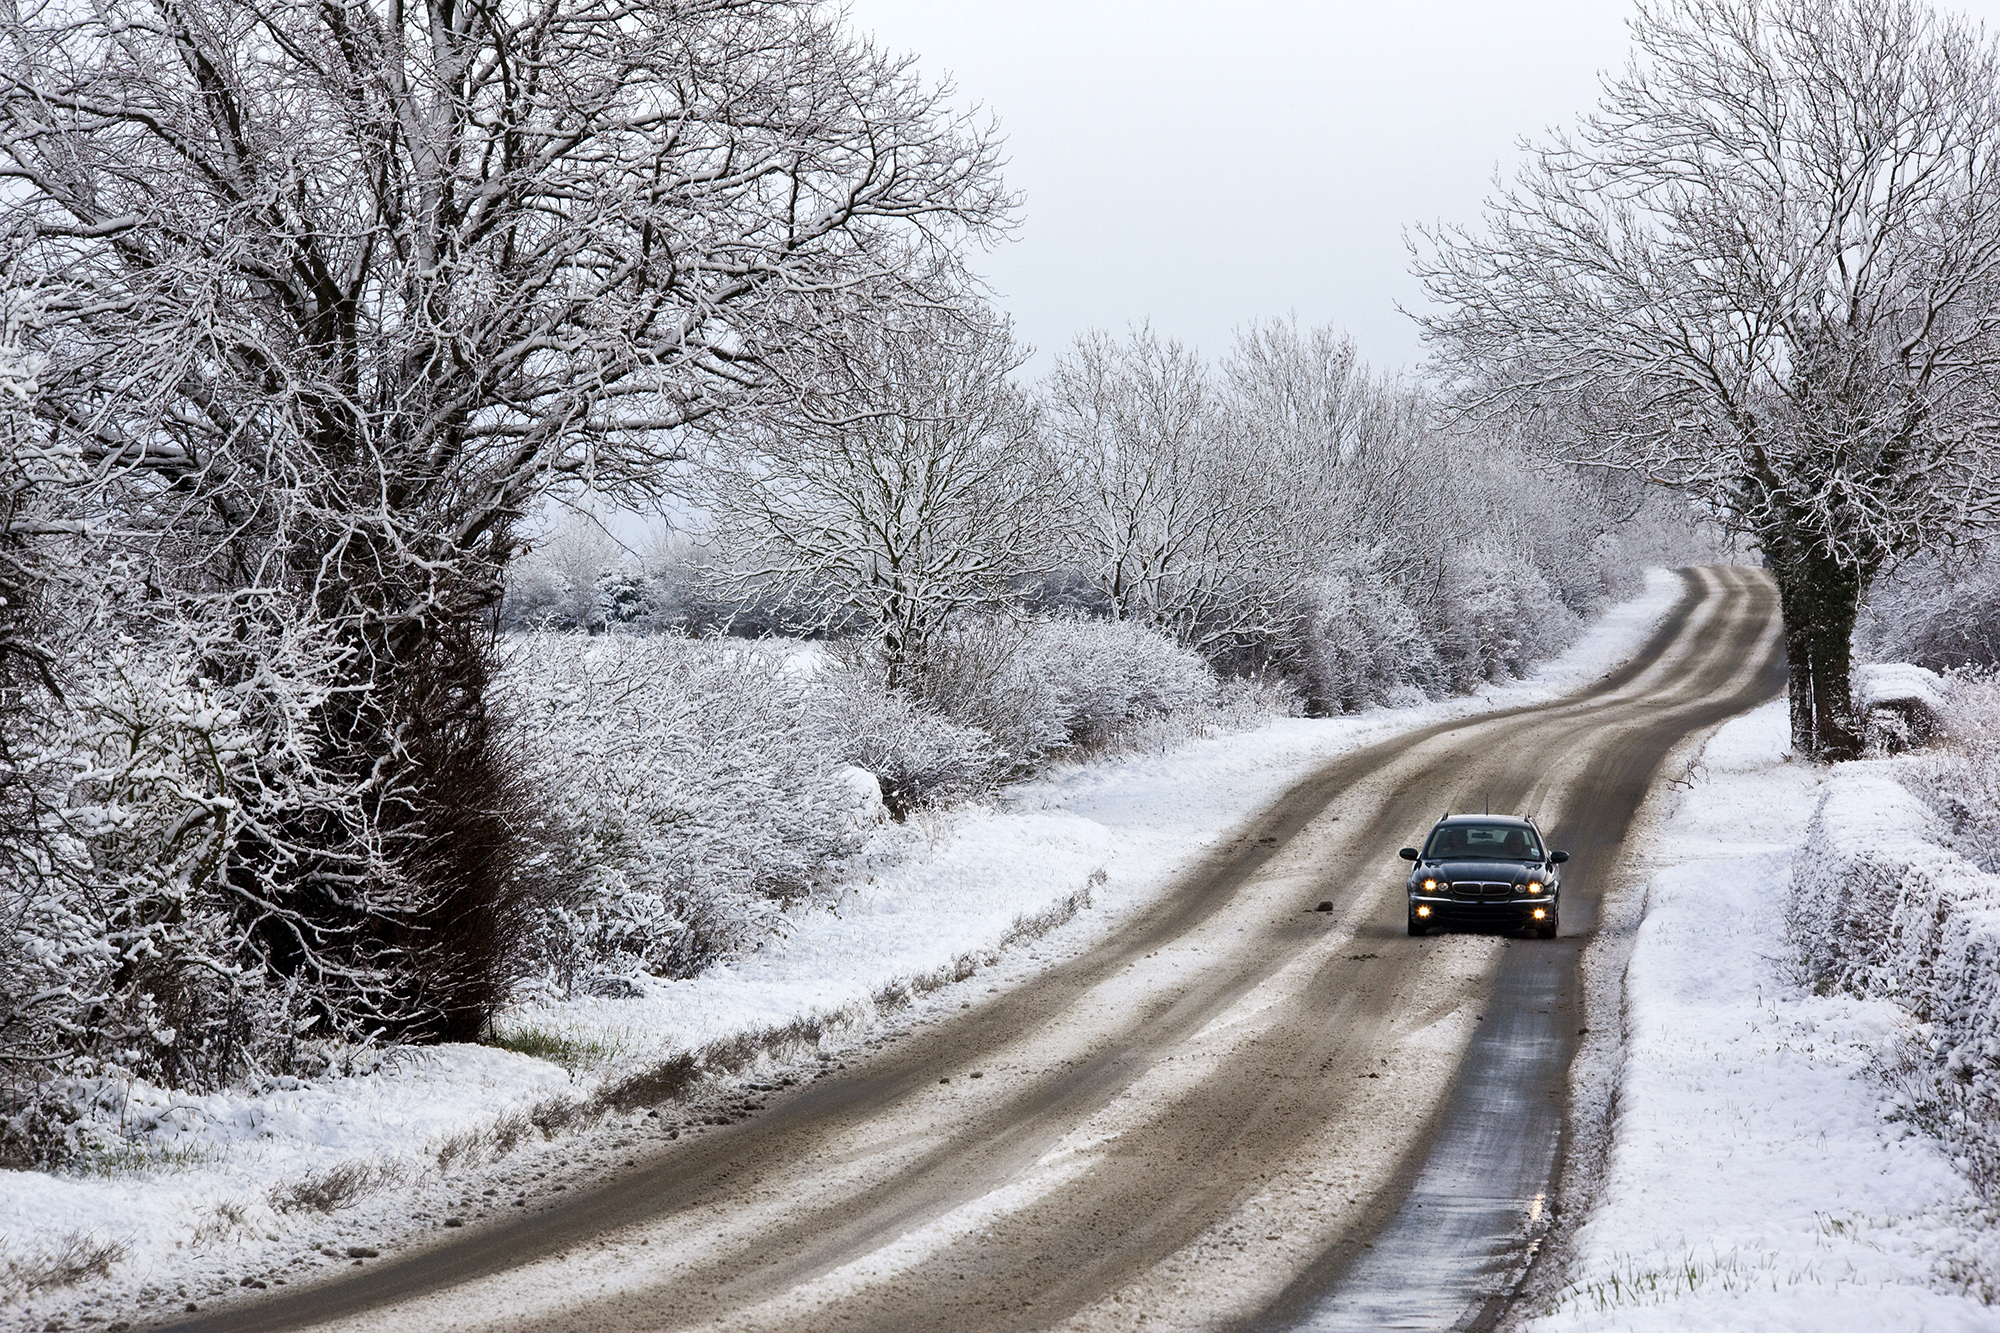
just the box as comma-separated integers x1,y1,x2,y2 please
1399,847,1419,861
1551,850,1569,864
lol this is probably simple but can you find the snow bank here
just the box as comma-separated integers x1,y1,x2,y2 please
1519,702,2000,1331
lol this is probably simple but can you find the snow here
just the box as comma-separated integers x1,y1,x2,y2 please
1518,700,2000,1331
1857,661,1951,717
0,568,1691,1321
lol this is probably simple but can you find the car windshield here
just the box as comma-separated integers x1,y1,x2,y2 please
1424,823,1543,861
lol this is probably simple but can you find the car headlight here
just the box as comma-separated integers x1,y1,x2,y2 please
1526,881,1543,894
1422,877,1443,892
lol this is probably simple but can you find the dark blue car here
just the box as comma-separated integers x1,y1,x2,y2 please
1399,815,1569,938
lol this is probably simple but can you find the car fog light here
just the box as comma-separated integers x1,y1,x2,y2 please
1532,907,1546,920
1417,905,1432,918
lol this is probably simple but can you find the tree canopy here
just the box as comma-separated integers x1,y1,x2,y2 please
1415,0,2000,758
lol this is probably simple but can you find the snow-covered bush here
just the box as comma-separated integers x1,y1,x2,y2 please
803,616,1242,815
1860,547,2000,671
495,635,860,988
1792,674,2000,1200
811,663,1001,817
0,580,402,1164
1036,618,1222,747
1893,672,2000,875
1436,546,1580,690
1292,558,1442,712
909,617,1221,764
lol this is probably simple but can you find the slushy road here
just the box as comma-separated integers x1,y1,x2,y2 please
168,565,1783,1333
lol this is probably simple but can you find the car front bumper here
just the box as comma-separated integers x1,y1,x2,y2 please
1408,894,1556,928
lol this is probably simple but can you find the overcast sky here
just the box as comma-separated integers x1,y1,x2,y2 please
841,0,2000,379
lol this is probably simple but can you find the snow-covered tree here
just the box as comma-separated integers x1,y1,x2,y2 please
695,304,1052,686
0,0,1012,1040
1221,319,1439,582
1039,327,1306,652
1415,0,2000,759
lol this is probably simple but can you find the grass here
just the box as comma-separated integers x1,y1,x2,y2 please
484,1023,629,1072
63,1138,222,1178
0,1230,127,1302
1544,1247,1823,1315
269,1158,395,1214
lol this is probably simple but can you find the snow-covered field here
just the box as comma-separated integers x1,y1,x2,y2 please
1518,700,2000,1332
0,572,1690,1324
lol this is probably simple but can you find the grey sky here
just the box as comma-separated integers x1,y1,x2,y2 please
842,0,2000,379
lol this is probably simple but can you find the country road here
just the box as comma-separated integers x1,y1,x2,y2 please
168,565,1784,1333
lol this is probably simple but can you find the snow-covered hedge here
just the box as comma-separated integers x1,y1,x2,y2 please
1437,546,1582,692
1791,673,2000,1196
493,618,1255,987
0,589,397,1166
907,618,1225,768
811,665,999,818
495,635,863,988
1283,546,1584,714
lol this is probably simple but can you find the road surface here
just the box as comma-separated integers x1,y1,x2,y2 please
170,565,1783,1333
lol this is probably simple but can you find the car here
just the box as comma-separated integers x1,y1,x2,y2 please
1398,814,1569,938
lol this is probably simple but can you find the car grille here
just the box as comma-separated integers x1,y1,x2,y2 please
1449,880,1514,900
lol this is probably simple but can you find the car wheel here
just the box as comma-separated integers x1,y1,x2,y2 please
1536,916,1558,940
1408,910,1426,936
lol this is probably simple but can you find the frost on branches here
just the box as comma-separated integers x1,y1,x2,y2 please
495,636,860,990
0,0,1009,1148
1417,0,2000,759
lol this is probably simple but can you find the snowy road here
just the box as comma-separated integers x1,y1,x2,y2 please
165,567,1783,1333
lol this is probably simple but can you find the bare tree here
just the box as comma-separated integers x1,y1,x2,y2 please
0,0,1012,1038
695,303,1049,687
1221,318,1447,585
1040,326,1307,652
1415,0,2000,759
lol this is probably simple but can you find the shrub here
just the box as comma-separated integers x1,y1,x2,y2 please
1436,546,1579,690
907,617,1220,763
1861,547,2000,671
1292,559,1442,713
811,657,1002,816
1892,671,2000,875
1792,674,2000,1201
0,1230,126,1301
495,634,861,987
269,1158,394,1214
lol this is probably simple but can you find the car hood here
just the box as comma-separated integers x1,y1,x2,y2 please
1422,859,1543,881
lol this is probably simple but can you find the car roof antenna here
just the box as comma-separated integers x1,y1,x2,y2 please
1484,792,1490,814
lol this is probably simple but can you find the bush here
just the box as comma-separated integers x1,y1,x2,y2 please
495,634,861,987
1791,673,2000,1200
908,617,1220,763
1893,671,2000,874
1861,547,2000,671
0,580,401,1162
1292,558,1442,713
1436,546,1579,690
811,661,1001,817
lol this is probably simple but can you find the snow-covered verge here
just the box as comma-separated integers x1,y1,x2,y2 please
0,568,1690,1328
1514,699,2000,1332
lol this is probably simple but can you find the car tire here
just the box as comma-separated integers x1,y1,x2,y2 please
1536,916,1558,940
1408,910,1426,936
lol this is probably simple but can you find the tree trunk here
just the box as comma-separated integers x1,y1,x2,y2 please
1770,545,1867,762
240,533,536,1045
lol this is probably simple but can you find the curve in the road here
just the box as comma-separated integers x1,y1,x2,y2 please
159,565,1783,1333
